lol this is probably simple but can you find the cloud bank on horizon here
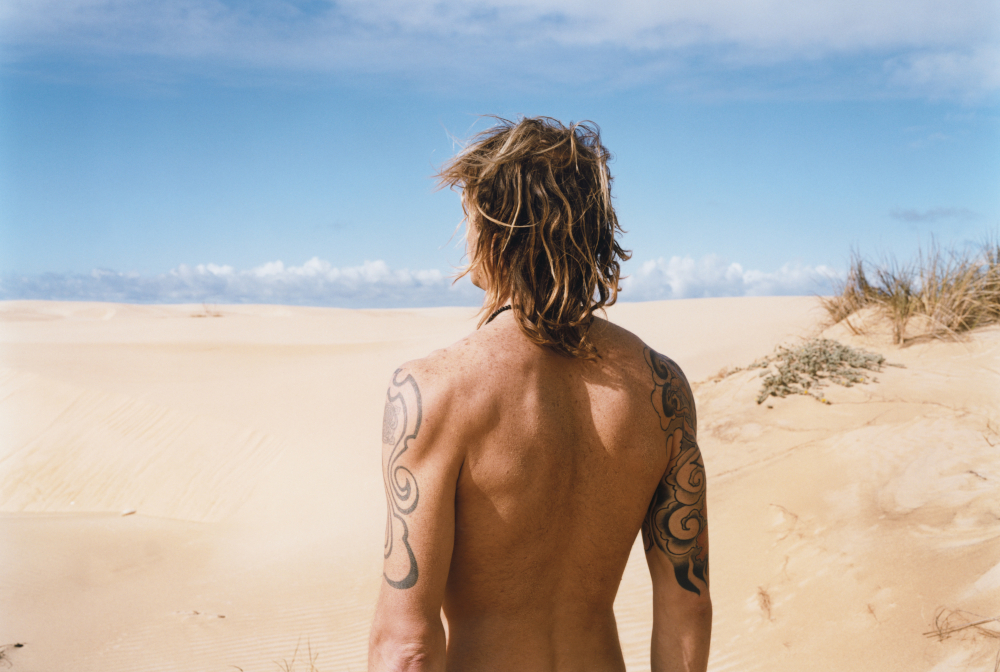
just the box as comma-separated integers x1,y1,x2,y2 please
0,256,838,308
3,0,997,98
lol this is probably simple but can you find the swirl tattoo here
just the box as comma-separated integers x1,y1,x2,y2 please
381,368,422,589
642,347,709,596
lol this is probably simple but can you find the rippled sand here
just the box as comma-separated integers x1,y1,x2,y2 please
1,298,997,671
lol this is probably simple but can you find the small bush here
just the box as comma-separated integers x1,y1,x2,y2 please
748,338,898,404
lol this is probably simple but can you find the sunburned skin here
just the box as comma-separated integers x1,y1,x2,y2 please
370,314,711,671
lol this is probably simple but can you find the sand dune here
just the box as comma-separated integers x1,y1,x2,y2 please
1,298,997,671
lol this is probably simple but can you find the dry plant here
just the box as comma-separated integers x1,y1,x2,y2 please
757,586,774,622
748,338,897,405
916,241,1000,335
231,639,320,672
0,643,24,668
275,639,320,672
923,608,1000,672
924,608,1000,641
823,251,877,325
872,258,917,344
192,303,223,318
823,239,1000,344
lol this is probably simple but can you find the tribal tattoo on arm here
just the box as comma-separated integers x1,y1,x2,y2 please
642,347,709,596
381,368,422,590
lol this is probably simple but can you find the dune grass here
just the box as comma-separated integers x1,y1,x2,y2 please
231,639,321,672
275,640,320,672
822,239,1000,344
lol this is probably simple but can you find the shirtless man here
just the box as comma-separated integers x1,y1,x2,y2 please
369,117,711,671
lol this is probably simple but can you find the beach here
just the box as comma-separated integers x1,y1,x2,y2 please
1,297,998,671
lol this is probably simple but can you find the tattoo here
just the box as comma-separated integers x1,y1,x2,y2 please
641,347,709,595
381,368,422,589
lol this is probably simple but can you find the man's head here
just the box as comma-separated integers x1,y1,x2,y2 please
437,116,631,358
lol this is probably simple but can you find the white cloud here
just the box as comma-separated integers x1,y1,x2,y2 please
0,258,482,308
889,206,977,223
2,0,997,98
0,255,839,307
885,44,1000,98
619,255,839,301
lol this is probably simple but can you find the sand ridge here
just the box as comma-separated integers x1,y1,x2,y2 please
1,298,997,671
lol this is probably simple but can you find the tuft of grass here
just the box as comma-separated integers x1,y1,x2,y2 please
823,239,1000,344
231,639,321,672
823,251,874,325
191,303,224,318
275,639,320,672
872,258,918,345
748,338,898,405
916,241,1000,335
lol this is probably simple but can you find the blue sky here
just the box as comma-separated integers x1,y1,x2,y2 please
1,0,998,307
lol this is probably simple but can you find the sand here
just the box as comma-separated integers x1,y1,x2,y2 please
1,298,997,671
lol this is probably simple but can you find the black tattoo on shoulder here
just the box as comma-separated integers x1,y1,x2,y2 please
381,368,422,590
642,347,709,596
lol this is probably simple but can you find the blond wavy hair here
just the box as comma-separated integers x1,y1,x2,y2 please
437,116,631,358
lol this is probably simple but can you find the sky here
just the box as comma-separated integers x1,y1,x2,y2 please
1,0,998,307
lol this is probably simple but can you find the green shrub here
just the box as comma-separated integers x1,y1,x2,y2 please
748,338,898,404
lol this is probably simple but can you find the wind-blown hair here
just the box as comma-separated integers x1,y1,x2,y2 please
437,116,631,358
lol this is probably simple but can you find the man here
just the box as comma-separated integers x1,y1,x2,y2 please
369,117,711,671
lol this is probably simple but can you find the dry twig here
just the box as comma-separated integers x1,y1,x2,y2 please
923,608,1000,640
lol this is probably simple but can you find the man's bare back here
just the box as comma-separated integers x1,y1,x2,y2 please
369,116,710,671
371,314,710,670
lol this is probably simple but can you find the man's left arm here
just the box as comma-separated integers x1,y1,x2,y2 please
369,366,461,672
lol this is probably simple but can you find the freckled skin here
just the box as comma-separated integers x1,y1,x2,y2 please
370,314,712,672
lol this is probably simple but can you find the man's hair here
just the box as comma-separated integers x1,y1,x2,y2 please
437,116,631,358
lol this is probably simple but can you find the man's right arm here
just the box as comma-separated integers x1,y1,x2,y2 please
369,365,462,672
641,347,712,672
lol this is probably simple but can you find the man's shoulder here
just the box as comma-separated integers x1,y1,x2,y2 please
391,333,480,391
387,333,494,425
592,318,678,373
382,333,511,470
590,319,697,412
591,317,644,354
388,317,691,413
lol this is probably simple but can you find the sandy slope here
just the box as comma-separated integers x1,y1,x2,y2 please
0,298,997,671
